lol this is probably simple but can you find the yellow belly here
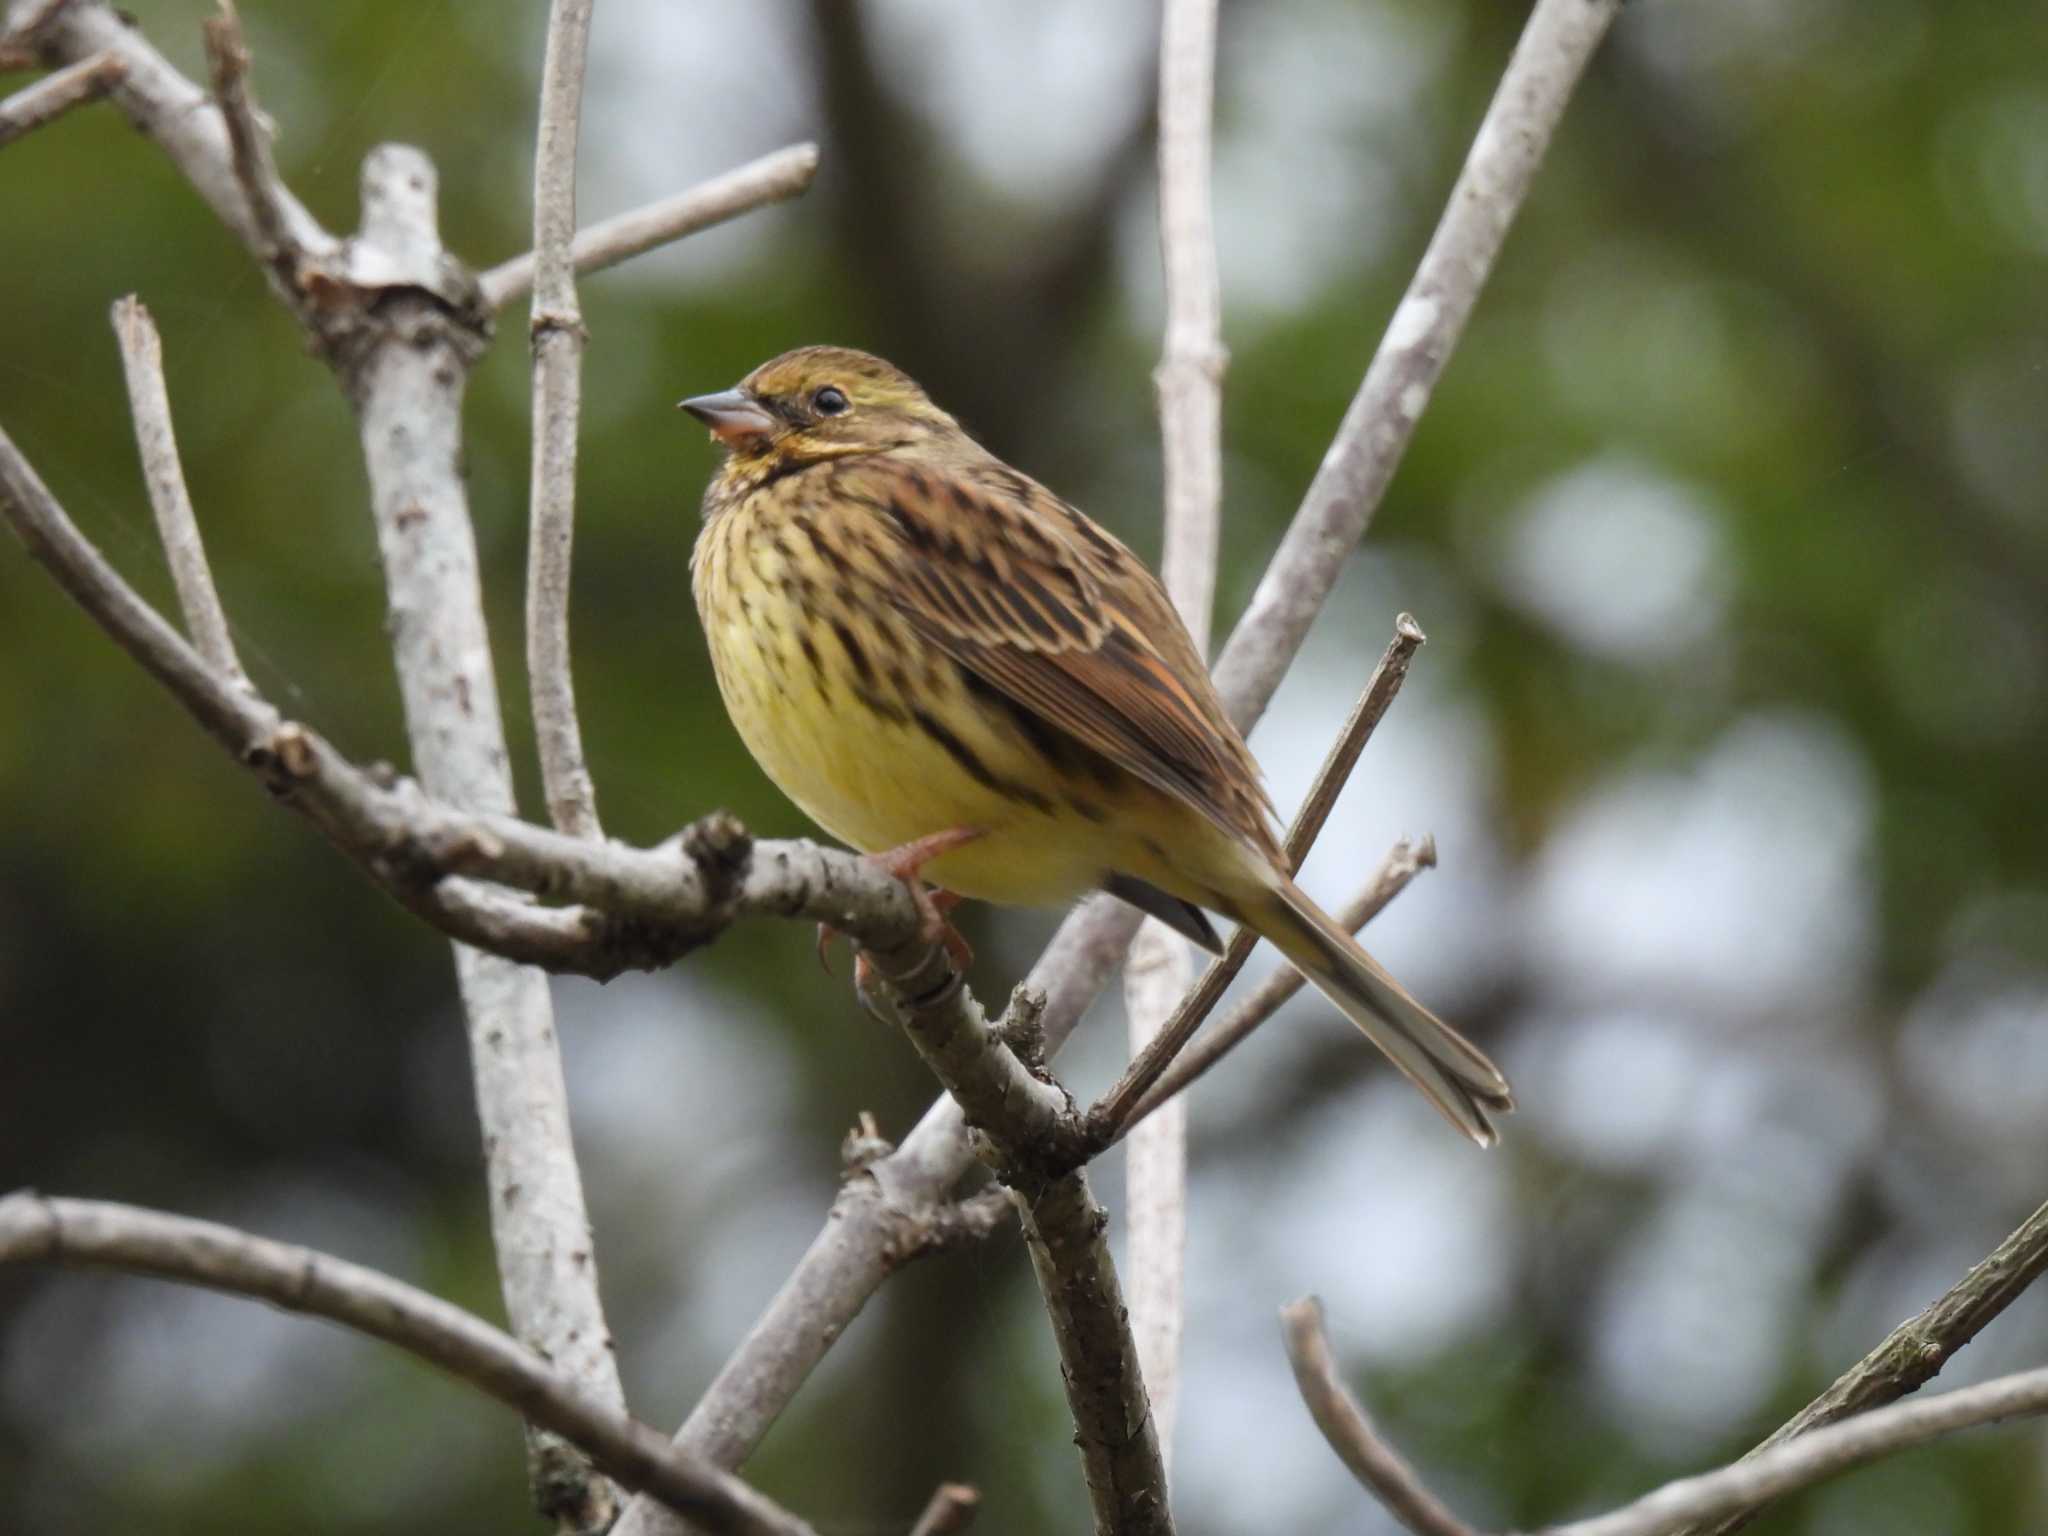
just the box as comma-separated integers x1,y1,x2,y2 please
694,501,1131,905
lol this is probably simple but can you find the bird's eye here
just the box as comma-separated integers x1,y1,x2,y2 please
812,386,849,417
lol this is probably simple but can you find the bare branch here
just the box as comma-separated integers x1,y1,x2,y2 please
201,3,302,282
0,1193,816,1536
1543,1368,2048,1536
1013,1169,1173,1536
1126,0,1227,1466
108,295,248,689
0,47,121,147
24,0,338,263
526,0,601,840
1152,0,1225,648
1121,922,1190,1466
1127,836,1436,1128
1675,1196,2048,1536
908,1482,982,1536
1210,0,1623,720
1089,616,1430,1144
347,142,624,1528
1280,1297,1478,1536
478,144,822,312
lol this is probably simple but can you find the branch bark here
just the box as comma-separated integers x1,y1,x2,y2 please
1125,0,1227,1466
1208,0,1623,718
347,141,628,1530
1281,1297,1478,1536
526,0,602,840
0,46,121,146
478,144,821,312
108,294,248,689
0,1193,814,1536
615,903,1144,1536
1674,1196,2048,1536
1543,1368,2048,1536
908,1482,982,1536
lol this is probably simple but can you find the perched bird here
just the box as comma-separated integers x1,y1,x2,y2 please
683,346,1513,1144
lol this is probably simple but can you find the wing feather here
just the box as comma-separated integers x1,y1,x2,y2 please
833,456,1279,855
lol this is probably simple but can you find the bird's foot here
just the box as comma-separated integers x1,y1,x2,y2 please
820,828,981,1001
865,826,981,965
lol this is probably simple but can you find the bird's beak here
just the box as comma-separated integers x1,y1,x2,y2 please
677,389,779,452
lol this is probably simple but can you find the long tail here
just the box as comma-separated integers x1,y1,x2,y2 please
1251,877,1514,1146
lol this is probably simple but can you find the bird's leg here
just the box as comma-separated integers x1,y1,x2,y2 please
816,827,982,979
863,825,981,953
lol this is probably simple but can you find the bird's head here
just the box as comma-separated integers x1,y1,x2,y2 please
679,346,957,472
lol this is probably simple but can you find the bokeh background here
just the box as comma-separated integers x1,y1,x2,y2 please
5,2,2047,1532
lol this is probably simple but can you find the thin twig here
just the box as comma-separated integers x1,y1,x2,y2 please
1209,0,1623,720
478,143,821,311
1280,1297,1479,1536
1088,615,1429,1144
201,3,298,279
108,295,248,689
1542,1368,2048,1536
0,47,121,147
1126,836,1436,1129
29,1,339,264
907,1482,982,1536
1127,0,1227,1469
526,0,601,840
1675,1196,2048,1536
0,1193,815,1536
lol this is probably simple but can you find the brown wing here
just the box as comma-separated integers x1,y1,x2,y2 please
832,454,1280,857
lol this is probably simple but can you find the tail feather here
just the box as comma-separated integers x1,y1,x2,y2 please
1256,877,1513,1146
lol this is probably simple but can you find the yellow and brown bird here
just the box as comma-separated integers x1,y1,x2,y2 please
683,346,1513,1144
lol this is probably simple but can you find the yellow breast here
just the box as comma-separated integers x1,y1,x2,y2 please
692,494,1125,906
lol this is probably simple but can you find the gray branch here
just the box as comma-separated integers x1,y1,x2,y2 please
0,1193,815,1536
1014,1169,1172,1536
0,46,122,147
108,294,248,690
526,0,602,839
1208,0,1624,719
1543,1367,2048,1536
478,144,821,312
616,906,1142,1536
1673,1196,2048,1536
1126,0,1227,1465
346,142,626,1530
1281,1297,1478,1536
908,1482,983,1536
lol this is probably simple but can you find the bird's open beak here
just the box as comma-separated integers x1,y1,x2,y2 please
677,389,779,452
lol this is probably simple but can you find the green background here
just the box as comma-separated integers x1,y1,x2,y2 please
4,2,2046,1532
